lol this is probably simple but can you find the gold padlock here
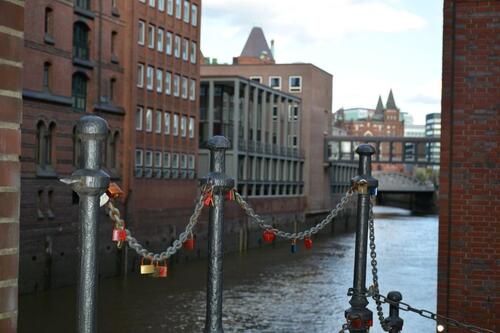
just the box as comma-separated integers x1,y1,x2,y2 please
140,257,155,275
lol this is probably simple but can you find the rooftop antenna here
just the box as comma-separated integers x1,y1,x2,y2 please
271,39,275,59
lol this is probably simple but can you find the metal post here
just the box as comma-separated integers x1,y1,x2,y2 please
201,136,235,333
62,116,109,333
384,291,404,333
345,144,378,333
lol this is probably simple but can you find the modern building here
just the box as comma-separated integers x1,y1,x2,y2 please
404,124,426,169
19,0,201,292
202,27,334,216
425,113,441,165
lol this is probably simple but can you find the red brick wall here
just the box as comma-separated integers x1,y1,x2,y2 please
439,1,500,331
0,0,23,331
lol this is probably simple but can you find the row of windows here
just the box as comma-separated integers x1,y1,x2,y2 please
137,65,196,100
250,76,302,93
138,0,198,27
135,150,195,169
136,107,195,138
138,22,197,63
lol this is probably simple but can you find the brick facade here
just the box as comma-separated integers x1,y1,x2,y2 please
0,0,23,331
439,1,499,331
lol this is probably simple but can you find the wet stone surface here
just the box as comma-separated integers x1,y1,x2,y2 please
19,206,437,333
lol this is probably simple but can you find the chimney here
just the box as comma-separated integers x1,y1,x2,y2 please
271,39,275,58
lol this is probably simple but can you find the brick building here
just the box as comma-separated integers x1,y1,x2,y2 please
438,1,499,331
18,0,201,293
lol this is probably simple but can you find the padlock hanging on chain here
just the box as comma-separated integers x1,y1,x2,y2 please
225,189,235,201
203,191,214,207
304,237,313,250
112,227,127,242
183,232,195,251
262,229,276,243
154,261,168,278
140,257,155,275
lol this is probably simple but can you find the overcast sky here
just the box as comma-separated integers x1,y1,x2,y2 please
200,0,443,125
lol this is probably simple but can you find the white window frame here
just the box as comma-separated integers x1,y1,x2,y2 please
157,28,164,52
139,0,146,3
269,76,281,90
164,112,170,134
137,63,144,88
288,104,299,121
175,0,181,19
191,4,198,27
188,154,195,169
135,149,143,167
145,108,153,132
272,105,278,121
250,76,262,83
172,153,179,168
174,35,181,58
173,114,179,136
138,20,145,45
180,154,187,169
147,66,154,91
156,69,163,93
154,151,162,168
166,32,173,55
183,0,190,23
163,152,171,168
181,77,188,99
173,74,180,97
167,0,173,15
165,71,172,95
148,24,155,49
190,41,197,63
182,38,189,61
181,116,187,137
155,110,162,133
145,150,153,167
158,0,165,11
136,106,143,130
189,79,196,101
188,117,194,138
289,76,302,93
149,0,155,8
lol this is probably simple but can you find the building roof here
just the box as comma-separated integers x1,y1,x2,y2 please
376,95,384,112
240,27,274,62
386,89,397,110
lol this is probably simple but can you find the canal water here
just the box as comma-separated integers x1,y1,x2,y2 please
19,206,438,333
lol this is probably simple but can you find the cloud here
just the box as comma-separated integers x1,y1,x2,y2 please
407,94,441,104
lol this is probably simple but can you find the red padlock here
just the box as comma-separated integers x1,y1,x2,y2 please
203,192,214,206
225,189,234,201
156,262,168,278
112,228,127,242
183,235,195,251
304,237,313,250
262,230,276,243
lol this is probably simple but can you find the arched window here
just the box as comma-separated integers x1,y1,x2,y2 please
106,131,119,171
44,8,53,37
111,31,117,56
72,73,87,111
36,121,55,168
73,22,89,60
43,62,51,91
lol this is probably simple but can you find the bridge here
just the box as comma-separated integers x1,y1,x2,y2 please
373,171,435,193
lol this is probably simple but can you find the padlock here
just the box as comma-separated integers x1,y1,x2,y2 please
225,189,234,201
183,234,195,251
203,192,214,206
304,237,313,250
291,239,298,254
155,261,168,278
112,228,127,242
140,258,155,275
262,230,276,243
107,182,124,199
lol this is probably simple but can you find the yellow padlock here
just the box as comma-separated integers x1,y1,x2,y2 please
140,257,155,275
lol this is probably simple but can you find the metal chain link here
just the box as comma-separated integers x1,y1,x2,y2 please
234,185,356,240
106,186,210,262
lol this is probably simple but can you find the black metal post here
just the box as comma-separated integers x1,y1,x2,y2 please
384,291,404,333
62,116,109,333
201,136,234,333
345,144,378,333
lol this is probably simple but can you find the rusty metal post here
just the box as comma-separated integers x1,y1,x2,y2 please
345,144,378,333
200,136,234,333
384,291,404,333
62,116,109,333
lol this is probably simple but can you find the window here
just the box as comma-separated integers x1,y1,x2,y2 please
163,152,171,168
135,149,143,167
165,72,172,95
174,35,181,58
173,74,180,96
139,0,145,3
183,0,190,23
110,78,116,101
157,28,164,52
182,38,189,61
44,7,53,38
172,153,179,168
272,106,278,120
191,4,198,26
181,77,188,99
145,150,153,167
175,0,181,19
73,22,89,60
250,76,262,83
154,151,162,168
173,114,179,135
289,76,302,92
72,73,87,111
136,106,143,130
137,63,144,87
164,112,170,134
166,32,172,55
43,62,51,91
180,154,187,169
167,0,173,15
190,41,197,63
188,154,195,169
106,131,119,171
288,135,298,148
145,108,153,132
156,69,163,93
189,79,196,100
111,31,118,56
75,0,90,10
155,110,162,133
269,76,281,89
36,121,54,167
147,66,154,90
149,0,155,8
148,24,155,49
188,117,195,138
138,20,145,45
181,116,187,137
288,105,299,121
158,0,165,11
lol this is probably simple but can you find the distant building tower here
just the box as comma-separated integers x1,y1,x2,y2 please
233,27,276,64
426,113,441,165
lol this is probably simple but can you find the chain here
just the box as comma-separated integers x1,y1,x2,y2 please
106,186,210,262
233,184,357,240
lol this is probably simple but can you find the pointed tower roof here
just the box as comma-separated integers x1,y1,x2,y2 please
240,27,274,61
376,95,384,112
386,89,397,110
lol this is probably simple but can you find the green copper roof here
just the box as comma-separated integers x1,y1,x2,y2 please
376,95,384,112
386,89,397,110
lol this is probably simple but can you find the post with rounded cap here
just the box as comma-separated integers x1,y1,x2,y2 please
200,136,235,333
384,291,404,333
345,144,378,333
61,115,110,333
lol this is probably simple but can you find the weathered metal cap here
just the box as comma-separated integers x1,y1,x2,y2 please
356,144,376,155
387,291,403,302
205,136,231,150
76,115,109,138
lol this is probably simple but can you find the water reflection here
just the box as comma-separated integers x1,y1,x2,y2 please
19,206,437,333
